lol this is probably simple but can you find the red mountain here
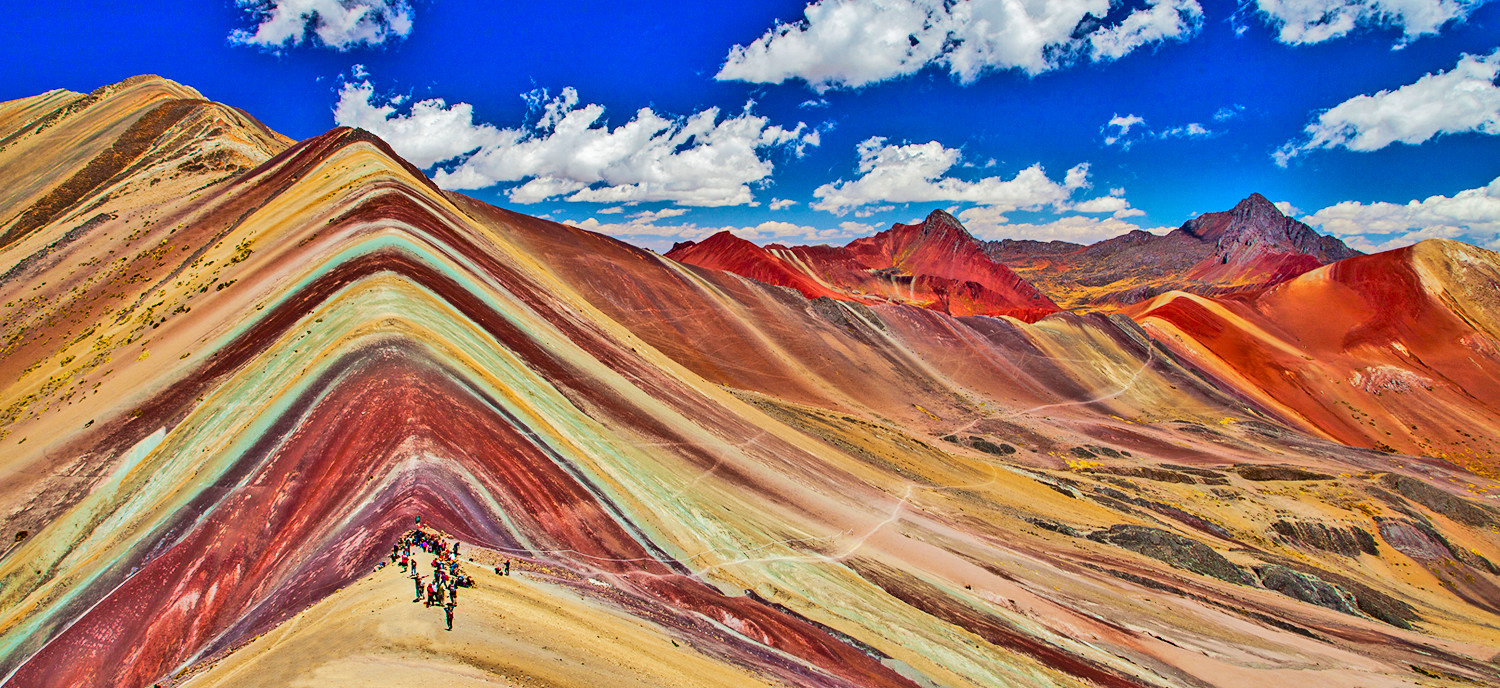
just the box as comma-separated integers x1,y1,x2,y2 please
667,210,1060,322
985,193,1361,308
1131,238,1500,460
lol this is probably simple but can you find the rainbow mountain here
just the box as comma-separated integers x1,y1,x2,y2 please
2,76,1499,688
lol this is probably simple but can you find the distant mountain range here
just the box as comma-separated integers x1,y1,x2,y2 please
986,193,1362,308
670,194,1363,317
667,209,1059,321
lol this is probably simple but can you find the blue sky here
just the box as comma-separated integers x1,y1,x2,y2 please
4,0,1499,252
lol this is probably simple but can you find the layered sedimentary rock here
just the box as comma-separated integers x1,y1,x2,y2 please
1,77,1499,688
986,194,1361,308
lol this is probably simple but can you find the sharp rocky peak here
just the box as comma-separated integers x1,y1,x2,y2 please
1183,193,1360,263
920,209,972,238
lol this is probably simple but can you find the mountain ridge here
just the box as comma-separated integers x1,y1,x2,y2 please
983,192,1360,308
668,208,1061,321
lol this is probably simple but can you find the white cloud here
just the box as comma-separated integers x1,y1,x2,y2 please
1253,0,1486,45
570,216,872,252
1276,49,1500,165
1273,200,1302,216
1104,113,1216,148
958,207,1172,243
1304,175,1500,251
333,80,508,167
717,0,1203,91
1070,193,1146,217
811,137,1092,215
769,198,797,210
630,208,689,222
1104,114,1146,146
333,79,819,207
1089,0,1205,61
1159,122,1212,139
229,0,412,51
1213,104,1245,121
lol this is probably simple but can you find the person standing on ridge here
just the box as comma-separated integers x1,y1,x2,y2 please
444,602,455,631
412,571,423,603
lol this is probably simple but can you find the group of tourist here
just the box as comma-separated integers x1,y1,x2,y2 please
391,526,472,630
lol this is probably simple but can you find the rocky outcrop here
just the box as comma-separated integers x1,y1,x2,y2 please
1271,520,1378,556
1378,519,1455,561
1255,564,1360,615
1234,464,1334,481
1088,525,1254,586
1379,474,1500,528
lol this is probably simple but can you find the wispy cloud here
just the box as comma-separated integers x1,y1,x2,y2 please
230,0,413,51
1102,113,1219,149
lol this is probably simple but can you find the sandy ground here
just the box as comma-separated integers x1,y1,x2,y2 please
176,559,784,688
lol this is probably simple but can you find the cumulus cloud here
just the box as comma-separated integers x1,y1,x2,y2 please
571,216,874,252
1104,113,1217,149
1275,49,1500,165
1071,191,1147,217
229,0,413,50
769,198,797,210
717,0,1203,91
1303,175,1500,251
334,79,819,206
957,207,1172,243
811,137,1099,215
1253,0,1486,45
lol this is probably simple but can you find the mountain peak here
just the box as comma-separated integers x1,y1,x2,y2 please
665,230,755,261
1234,192,1280,216
1177,193,1357,262
919,208,975,240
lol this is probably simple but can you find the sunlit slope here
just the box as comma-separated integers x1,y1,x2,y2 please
1,77,1498,688
1134,240,1500,470
178,560,788,688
